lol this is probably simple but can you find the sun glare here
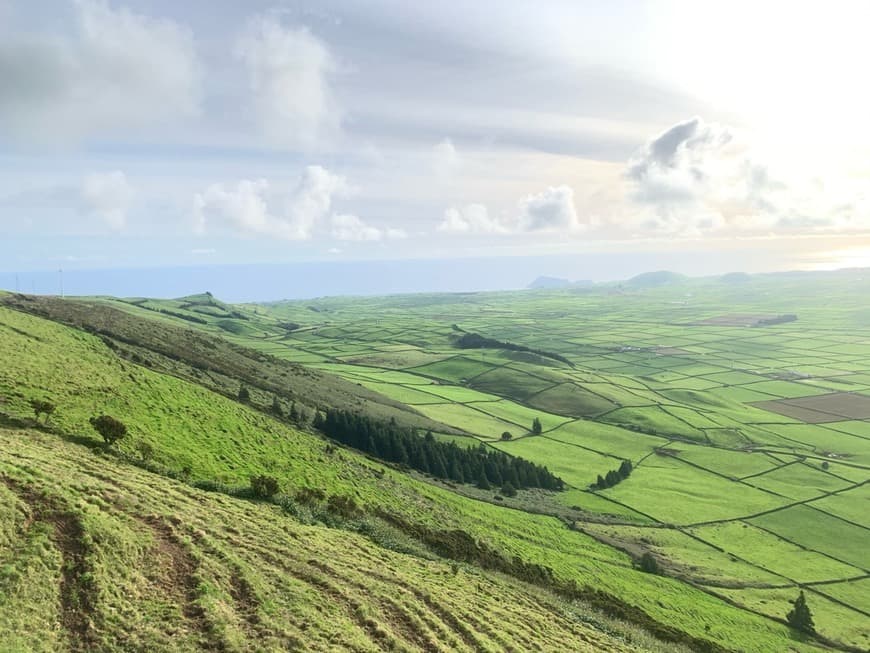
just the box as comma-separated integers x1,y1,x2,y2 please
808,246,870,271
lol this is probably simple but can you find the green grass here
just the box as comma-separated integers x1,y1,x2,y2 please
0,428,664,653
7,275,870,651
744,463,852,501
689,522,865,584
412,403,519,438
749,505,870,570
604,456,787,524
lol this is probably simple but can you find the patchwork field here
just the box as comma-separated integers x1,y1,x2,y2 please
3,270,870,651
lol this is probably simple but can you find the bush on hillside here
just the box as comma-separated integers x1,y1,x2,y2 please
89,415,128,446
250,474,280,498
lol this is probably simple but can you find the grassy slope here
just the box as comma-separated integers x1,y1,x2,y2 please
0,307,831,652
0,427,655,653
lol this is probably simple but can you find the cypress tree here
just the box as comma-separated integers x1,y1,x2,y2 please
786,591,815,635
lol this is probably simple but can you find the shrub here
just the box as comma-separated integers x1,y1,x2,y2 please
327,494,360,518
249,474,280,498
500,431,512,441
238,385,250,402
135,440,154,461
89,415,128,446
500,482,518,497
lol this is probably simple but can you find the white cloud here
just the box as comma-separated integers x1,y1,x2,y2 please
81,171,134,230
517,185,583,232
236,17,339,148
194,165,354,240
437,203,509,234
330,214,407,241
438,187,584,235
331,214,381,241
432,138,461,177
623,117,858,236
0,0,199,142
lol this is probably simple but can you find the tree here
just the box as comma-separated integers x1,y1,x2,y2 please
500,431,513,441
786,590,815,635
476,471,491,491
289,401,300,422
238,385,250,402
89,415,127,446
500,482,517,497
638,552,659,574
270,395,283,417
595,474,608,489
531,417,543,435
29,399,56,423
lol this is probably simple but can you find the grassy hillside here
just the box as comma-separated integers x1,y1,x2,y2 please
0,427,662,653
0,294,453,435
1,281,865,651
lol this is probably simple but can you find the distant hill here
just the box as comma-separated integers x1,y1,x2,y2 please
528,276,572,289
625,270,686,288
719,272,751,283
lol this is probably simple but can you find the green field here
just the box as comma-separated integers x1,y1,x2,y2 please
3,270,870,651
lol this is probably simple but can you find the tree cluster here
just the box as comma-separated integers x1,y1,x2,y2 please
593,460,633,490
315,409,564,491
29,399,56,423
453,332,572,366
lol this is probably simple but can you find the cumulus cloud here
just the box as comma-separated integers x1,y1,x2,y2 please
194,166,348,240
194,165,402,241
624,117,822,235
0,0,199,142
236,17,339,148
438,186,584,236
81,171,134,230
517,185,583,232
437,204,509,234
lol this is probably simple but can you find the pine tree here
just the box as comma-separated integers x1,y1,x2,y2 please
596,474,608,489
531,417,543,435
238,385,250,402
786,590,815,635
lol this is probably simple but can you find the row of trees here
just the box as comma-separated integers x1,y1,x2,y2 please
593,459,633,490
453,331,572,366
314,409,564,491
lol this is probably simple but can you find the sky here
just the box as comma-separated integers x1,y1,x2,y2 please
2,0,870,297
